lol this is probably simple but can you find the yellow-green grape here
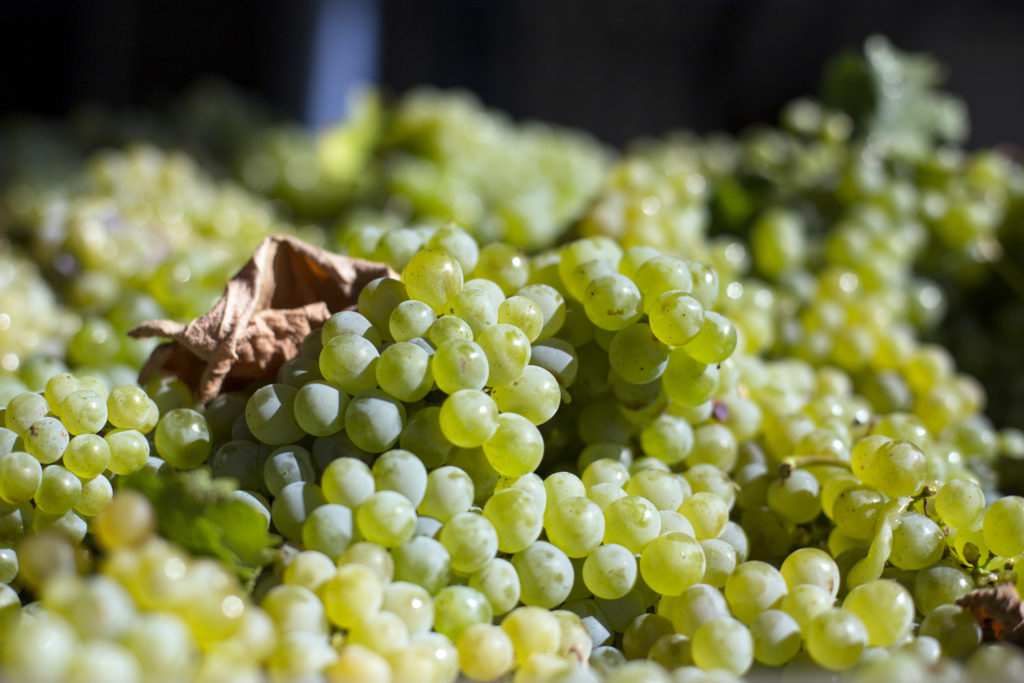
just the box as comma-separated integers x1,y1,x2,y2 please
608,323,669,384
104,430,149,475
59,389,108,435
832,485,885,540
474,243,529,296
358,277,407,341
618,245,661,279
432,339,489,394
766,470,821,524
345,390,406,453
319,333,380,395
44,374,81,413
511,540,573,608
375,342,434,402
634,256,693,310
750,208,806,278
293,381,348,437
382,580,435,635
779,547,840,598
75,474,113,517
403,248,464,314
804,608,868,670
445,288,499,336
154,408,211,470
440,390,498,448
623,469,683,511
582,457,630,489
564,258,615,303
105,385,156,432
583,274,643,331
622,613,674,660
321,310,382,348
432,585,493,641
913,565,973,615
889,512,945,570
498,296,543,342
427,226,480,274
691,616,753,676
389,299,437,342
639,413,693,465
326,643,392,683
843,579,914,647
686,423,738,471
482,413,544,478
245,383,305,446
23,417,69,465
681,312,737,364
440,511,499,575
476,324,530,387
457,623,515,681
779,584,833,632
679,492,729,540
500,606,562,666
62,433,110,478
490,366,561,425
582,543,637,600
428,315,474,346
918,605,982,658
517,284,566,340
418,465,475,523
725,561,788,624
5,392,49,436
603,495,661,553
982,496,1024,557
320,563,384,629
864,440,926,497
661,349,718,407
483,488,543,554
639,531,705,597
469,558,521,616
849,434,890,484
543,495,604,558
749,609,801,666
649,291,705,346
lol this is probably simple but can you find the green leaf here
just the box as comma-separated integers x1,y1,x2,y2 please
118,468,278,581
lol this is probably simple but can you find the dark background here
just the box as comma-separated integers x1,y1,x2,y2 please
2,0,1023,147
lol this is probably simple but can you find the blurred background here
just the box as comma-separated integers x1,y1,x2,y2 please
2,0,1024,147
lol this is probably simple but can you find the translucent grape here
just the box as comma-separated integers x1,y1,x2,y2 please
319,334,380,395
804,608,868,670
982,495,1024,557
511,540,574,609
245,383,304,446
293,381,348,436
583,274,643,331
376,341,434,402
432,339,489,394
935,478,985,529
440,511,499,574
345,390,406,453
482,413,544,478
639,531,705,597
843,579,914,646
681,312,737,364
356,490,416,547
154,408,211,470
390,299,438,342
691,616,753,676
490,365,561,425
439,390,498,448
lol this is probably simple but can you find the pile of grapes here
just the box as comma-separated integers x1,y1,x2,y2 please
3,37,1024,682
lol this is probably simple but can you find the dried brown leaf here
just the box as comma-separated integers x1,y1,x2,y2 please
957,582,1024,645
129,234,397,404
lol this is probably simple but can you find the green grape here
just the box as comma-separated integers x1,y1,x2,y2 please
292,381,348,436
649,291,705,346
766,470,821,524
474,243,529,295
34,464,81,515
501,605,562,665
320,563,384,629
469,558,521,616
684,464,736,510
634,256,692,306
779,584,833,632
498,295,543,342
725,561,788,624
889,512,944,570
5,391,49,436
432,585,493,641
511,540,574,609
62,432,110,478
456,623,515,681
263,445,315,497
75,474,113,517
476,324,530,387
804,608,868,670
399,406,453,469
843,579,914,646
517,284,566,339
357,277,408,340
918,604,982,658
681,312,737,364
751,207,806,278
321,310,382,348
639,531,705,597
479,485,544,557
700,539,737,588
686,424,738,472
105,385,155,431
982,496,1024,557
543,495,604,558
319,333,380,395
346,610,410,655
389,299,438,342
663,583,727,638
779,547,840,598
375,341,434,402
370,449,427,507
283,549,336,591
582,457,630,489
529,339,578,389
607,323,669,386
565,258,616,302
623,469,682,511
245,383,304,446
402,247,464,314
832,485,885,540
449,446,500,505
439,390,498,448
427,315,474,347
691,616,753,676
639,413,693,465
646,633,693,669
345,390,406,453
603,495,661,553
686,261,720,310
749,609,801,666
383,580,435,634
59,389,108,435
440,511,498,574
271,481,325,541
849,434,889,484
937,479,983,532
104,430,149,475
425,226,479,273
301,503,354,559
432,339,489,394
863,440,926,497
445,287,499,336
154,408,211,470
44,374,81,413
23,417,69,464
622,612,674,660
418,466,474,523
679,492,729,541
277,355,321,387
582,543,637,600
0,450,41,503
914,564,973,615
482,413,544,478
355,490,416,548
583,274,643,331
661,349,718,407
490,365,560,425
392,536,452,594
